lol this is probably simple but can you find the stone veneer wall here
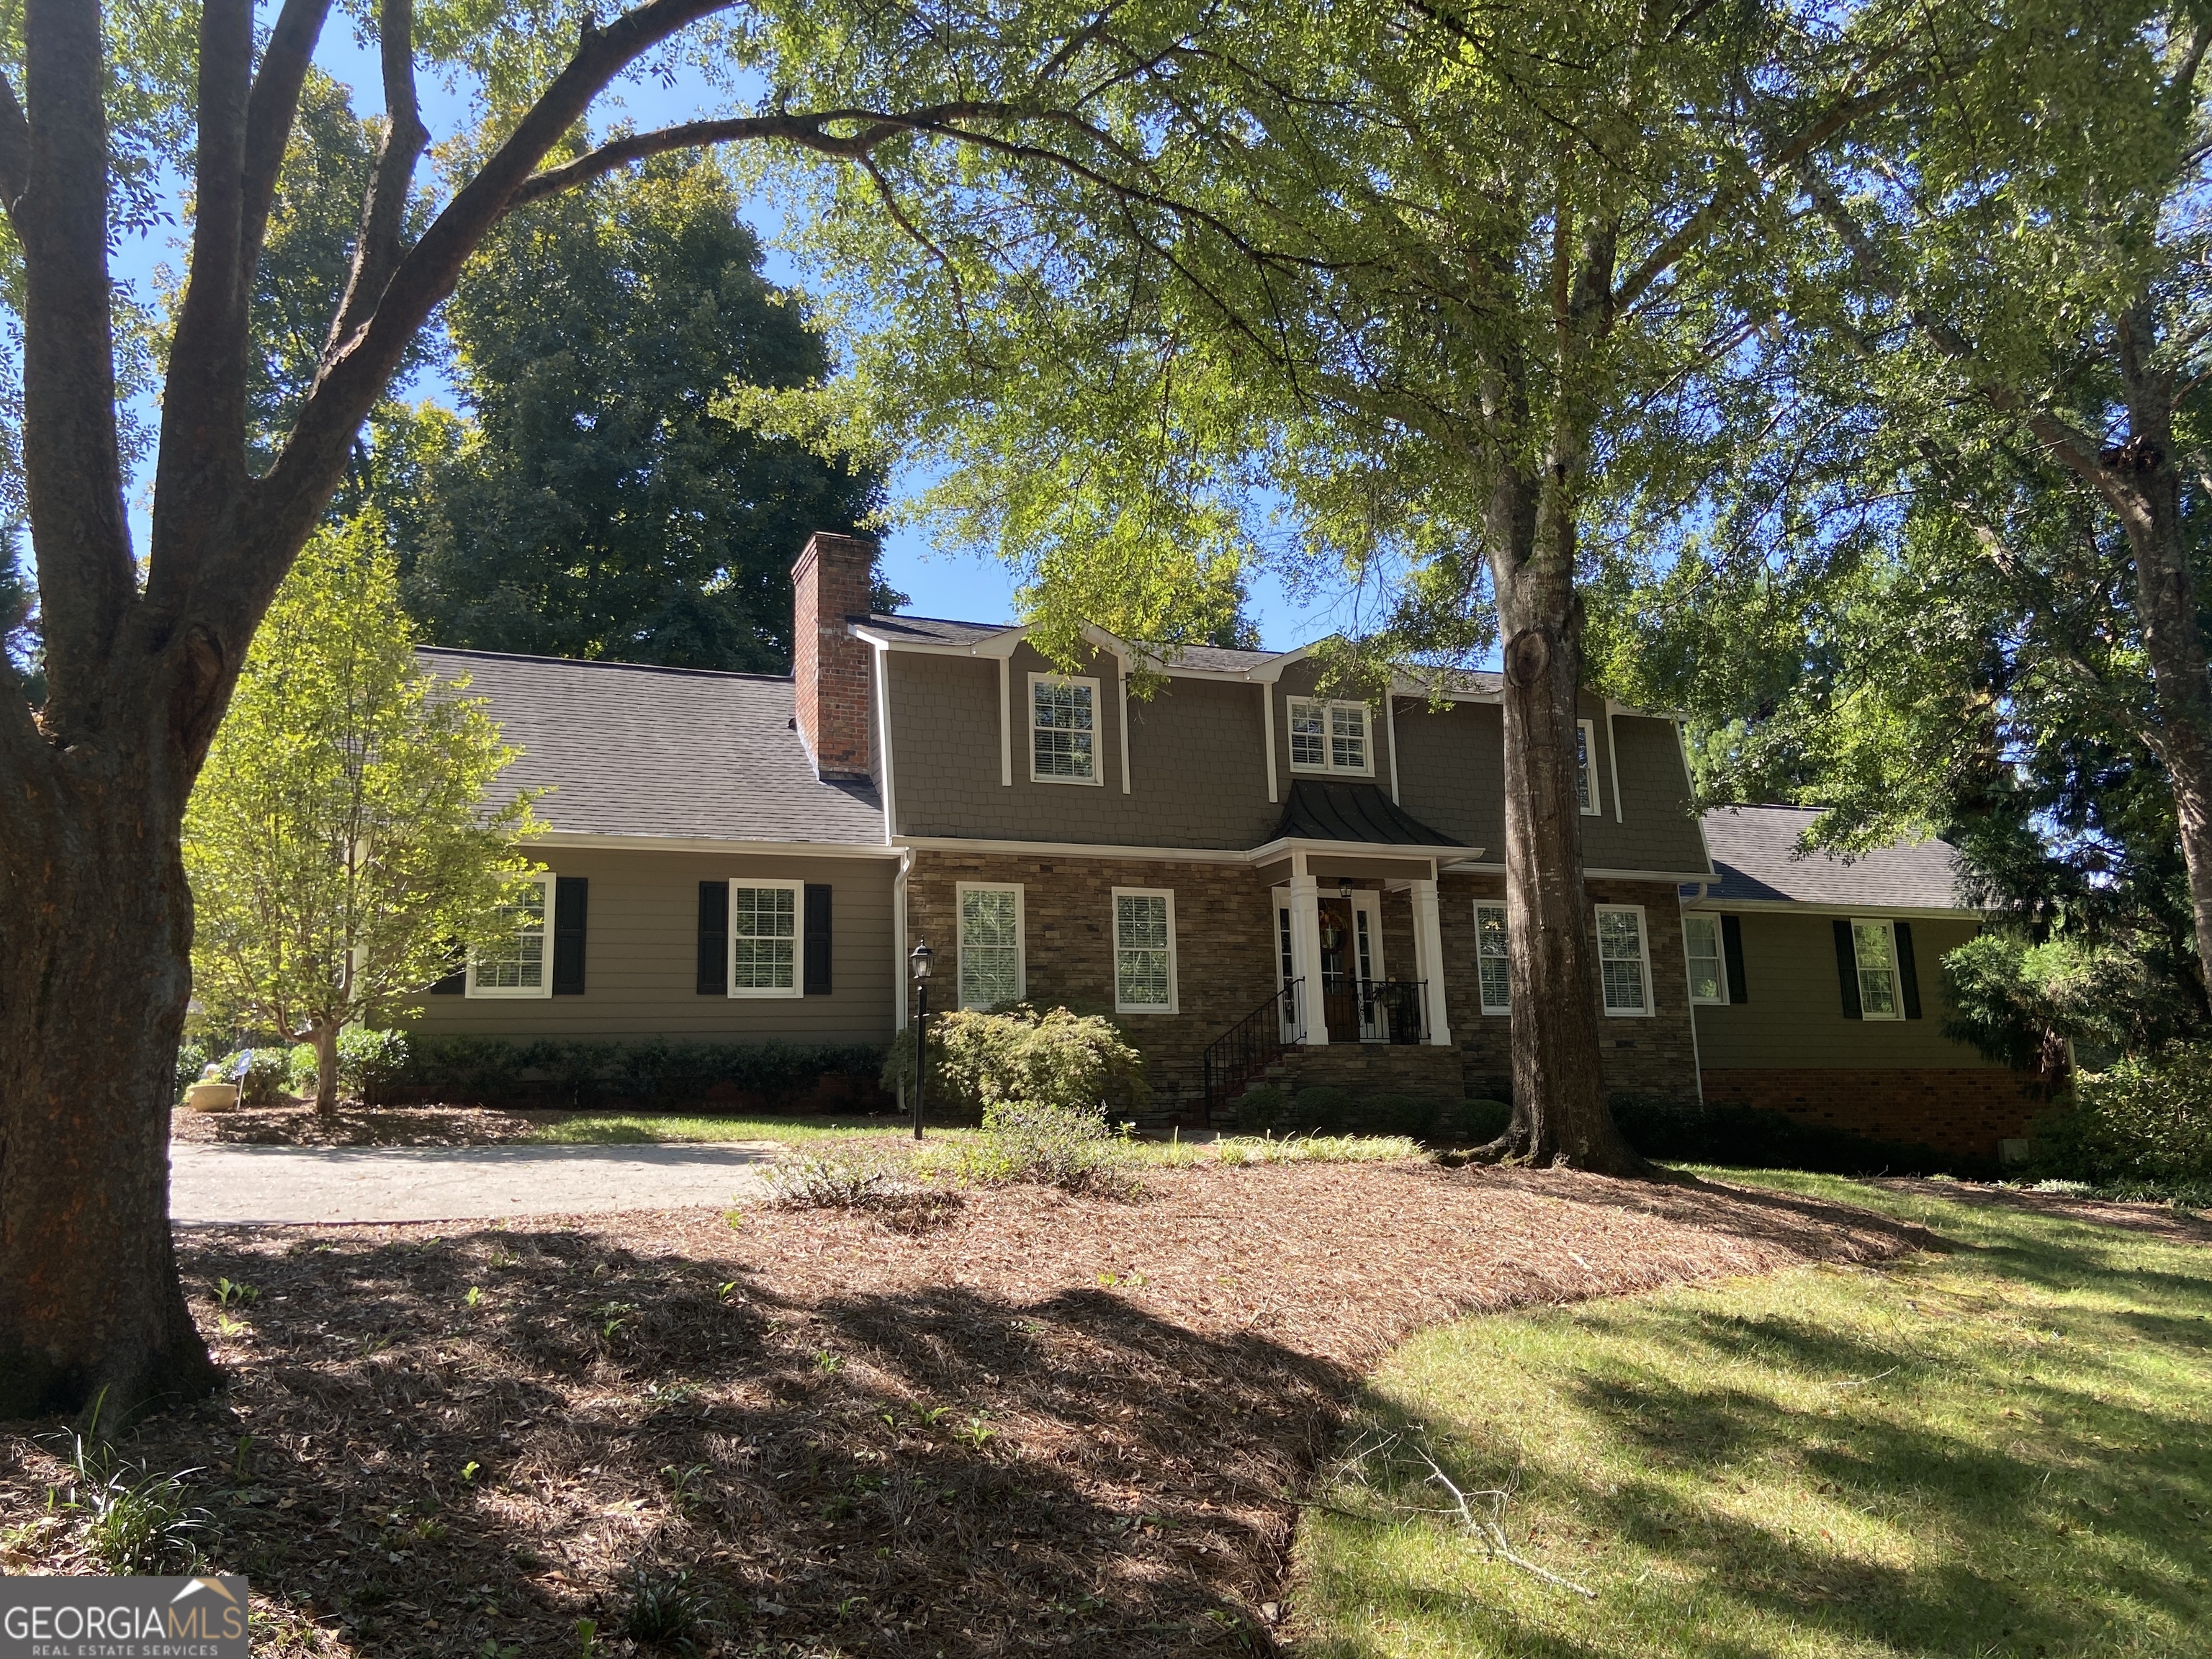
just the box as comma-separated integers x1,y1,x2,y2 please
903,850,1279,1104
1436,873,1703,1109
1699,1069,2046,1161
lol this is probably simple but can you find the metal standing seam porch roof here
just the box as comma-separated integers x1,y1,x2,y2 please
1270,779,1465,848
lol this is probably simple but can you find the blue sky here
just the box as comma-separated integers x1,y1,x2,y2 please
104,16,1345,650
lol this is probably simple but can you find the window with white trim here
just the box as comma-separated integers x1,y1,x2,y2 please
1474,902,1511,1015
1112,889,1177,1013
468,875,554,997
1030,674,1099,783
958,884,1025,1009
729,879,803,997
1576,719,1600,814
1596,904,1653,1015
1851,919,1902,1020
1287,698,1372,774
1683,912,1727,1006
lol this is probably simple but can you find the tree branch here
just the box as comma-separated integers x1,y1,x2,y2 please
149,0,255,577
325,0,428,357
240,0,335,276
0,72,27,217
1611,68,1920,319
15,0,135,737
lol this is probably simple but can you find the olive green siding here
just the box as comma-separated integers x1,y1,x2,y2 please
1688,911,2000,1070
884,648,1704,872
407,845,899,1043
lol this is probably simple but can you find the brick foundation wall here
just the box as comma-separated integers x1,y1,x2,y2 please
1437,873,1702,1109
1699,1068,2047,1161
792,531,877,780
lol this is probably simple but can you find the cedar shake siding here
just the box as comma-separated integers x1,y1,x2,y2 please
413,846,896,1043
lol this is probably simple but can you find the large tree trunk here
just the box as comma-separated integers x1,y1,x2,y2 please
2113,435,2212,999
1477,460,1653,1176
0,737,218,1422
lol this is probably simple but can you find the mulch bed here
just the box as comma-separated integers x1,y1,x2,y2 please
1,1164,1927,1656
169,1102,548,1146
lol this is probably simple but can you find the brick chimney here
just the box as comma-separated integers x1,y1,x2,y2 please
791,531,878,781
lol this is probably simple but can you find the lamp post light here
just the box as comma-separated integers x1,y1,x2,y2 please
909,939,934,1141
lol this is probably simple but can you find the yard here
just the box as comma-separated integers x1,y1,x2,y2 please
1293,1176,2212,1658
1,1158,1919,1656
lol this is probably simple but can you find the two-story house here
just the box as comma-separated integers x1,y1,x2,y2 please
412,531,2043,1159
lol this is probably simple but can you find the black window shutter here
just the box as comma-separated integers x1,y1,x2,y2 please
429,949,465,996
803,884,832,995
697,881,728,995
1895,920,1923,1019
552,876,588,994
1833,918,1863,1020
1721,914,1748,1004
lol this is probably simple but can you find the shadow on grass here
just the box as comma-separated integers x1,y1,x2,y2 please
1301,1182,2212,1658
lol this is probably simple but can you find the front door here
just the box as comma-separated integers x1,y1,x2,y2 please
1273,888,1385,1042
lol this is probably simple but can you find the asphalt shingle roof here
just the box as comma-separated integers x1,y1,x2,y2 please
418,648,885,845
1699,804,1972,912
1273,779,1466,848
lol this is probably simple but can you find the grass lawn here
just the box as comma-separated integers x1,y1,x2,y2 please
1292,1172,2212,1658
519,1109,944,1145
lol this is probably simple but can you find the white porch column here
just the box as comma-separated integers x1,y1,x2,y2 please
1286,873,1328,1046
1411,878,1452,1046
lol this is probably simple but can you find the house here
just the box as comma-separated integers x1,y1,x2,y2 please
1685,804,2045,1161
410,529,2041,1158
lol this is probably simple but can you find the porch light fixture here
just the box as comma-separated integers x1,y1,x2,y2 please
1338,881,1354,898
909,939,933,1140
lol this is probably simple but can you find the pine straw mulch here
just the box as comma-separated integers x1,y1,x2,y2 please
0,1163,1929,1658
1868,1175,2212,1246
169,1102,548,1146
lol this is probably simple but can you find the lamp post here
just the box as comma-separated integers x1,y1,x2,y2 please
909,939,933,1141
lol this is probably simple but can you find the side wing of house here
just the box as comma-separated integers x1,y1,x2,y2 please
1686,805,2042,1164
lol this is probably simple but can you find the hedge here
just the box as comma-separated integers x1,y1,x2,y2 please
390,1035,891,1112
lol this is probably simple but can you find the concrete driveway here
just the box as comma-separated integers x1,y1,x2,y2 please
169,1141,779,1226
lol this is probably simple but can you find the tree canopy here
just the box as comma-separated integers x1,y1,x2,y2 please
393,152,887,672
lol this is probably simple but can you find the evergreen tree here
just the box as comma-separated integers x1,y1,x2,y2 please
399,153,886,672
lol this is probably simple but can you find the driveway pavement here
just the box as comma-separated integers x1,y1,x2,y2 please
169,1141,779,1226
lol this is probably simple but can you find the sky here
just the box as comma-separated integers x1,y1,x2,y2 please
104,12,1347,651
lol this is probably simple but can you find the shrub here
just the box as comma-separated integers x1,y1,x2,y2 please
884,1005,1149,1120
1943,931,2194,1074
766,1146,904,1209
1231,1082,1285,1134
216,1048,293,1106
1438,1097,1513,1146
2029,1042,2212,1187
173,1040,212,1105
950,1099,1131,1195
1280,1085,1354,1135
283,1028,413,1104
397,1035,886,1110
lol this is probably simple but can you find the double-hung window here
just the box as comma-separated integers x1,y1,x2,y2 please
1575,719,1600,814
1851,919,1902,1019
1596,904,1653,1016
1030,675,1099,783
1473,902,1511,1015
1683,913,1727,1006
1112,889,1177,1014
1287,698,1372,775
468,875,554,997
958,884,1025,1009
729,879,802,997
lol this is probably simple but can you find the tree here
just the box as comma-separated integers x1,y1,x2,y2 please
746,0,1920,1172
397,152,885,671
0,0,1108,1421
183,516,542,1113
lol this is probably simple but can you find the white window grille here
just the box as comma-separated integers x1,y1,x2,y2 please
1287,698,1372,775
1112,889,1176,1013
468,875,553,998
958,884,1025,1009
1474,902,1511,1015
729,881,801,997
1596,904,1652,1016
1852,920,1902,1019
1683,912,1727,1006
1030,675,1098,782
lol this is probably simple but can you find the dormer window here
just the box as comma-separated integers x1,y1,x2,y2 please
1288,698,1371,775
1030,673,1100,783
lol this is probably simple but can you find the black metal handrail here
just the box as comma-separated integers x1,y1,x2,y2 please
1202,978,1303,1124
1319,977,1429,1045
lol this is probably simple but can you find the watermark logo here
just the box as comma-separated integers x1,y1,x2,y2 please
0,1575,248,1657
